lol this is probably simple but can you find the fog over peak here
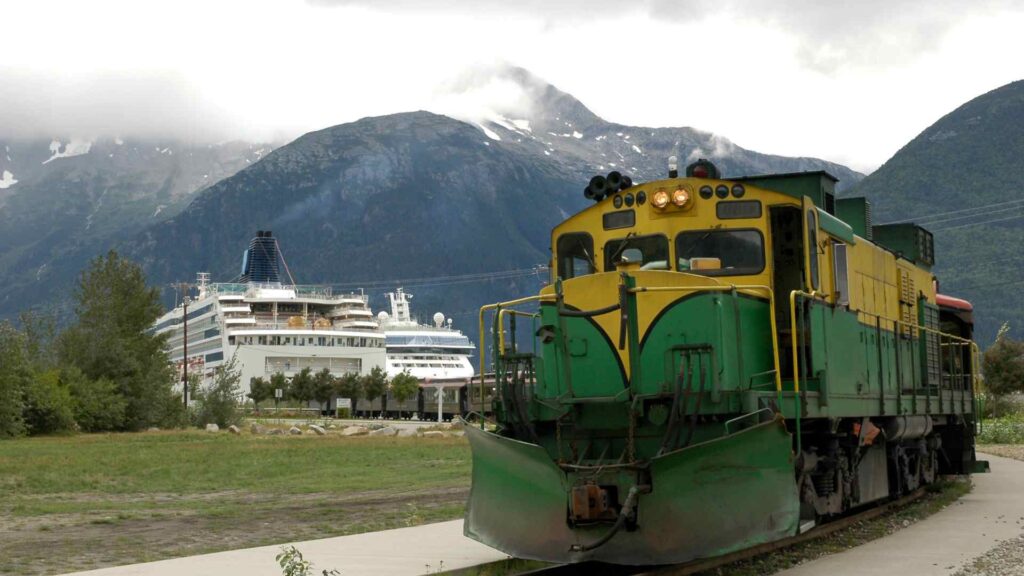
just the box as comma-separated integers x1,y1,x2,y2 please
0,69,243,143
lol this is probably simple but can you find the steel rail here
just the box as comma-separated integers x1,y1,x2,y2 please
498,487,928,576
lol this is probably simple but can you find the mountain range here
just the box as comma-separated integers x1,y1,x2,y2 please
0,138,274,317
111,67,867,333
4,66,1019,347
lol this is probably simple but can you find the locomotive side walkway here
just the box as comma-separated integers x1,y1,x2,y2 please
778,451,1024,576
60,519,506,576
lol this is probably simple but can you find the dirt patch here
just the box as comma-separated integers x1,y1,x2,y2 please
0,486,469,576
978,445,1024,461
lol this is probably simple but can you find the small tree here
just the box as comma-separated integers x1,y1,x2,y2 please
983,323,1024,415
270,372,288,406
361,366,388,418
333,372,361,417
248,376,272,412
289,367,316,409
192,357,243,428
390,371,420,419
312,368,336,415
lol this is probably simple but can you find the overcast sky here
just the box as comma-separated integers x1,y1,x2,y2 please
2,0,1022,172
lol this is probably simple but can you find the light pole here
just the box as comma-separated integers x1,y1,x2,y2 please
181,295,190,406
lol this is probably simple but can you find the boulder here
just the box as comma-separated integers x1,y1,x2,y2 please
228,425,241,435
397,428,418,438
205,423,219,433
341,426,369,437
422,431,445,438
250,423,265,435
369,426,397,437
450,430,465,438
288,426,302,435
268,428,285,436
146,427,160,432
309,424,327,436
327,424,338,430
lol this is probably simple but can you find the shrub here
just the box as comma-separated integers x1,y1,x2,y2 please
982,323,1024,398
977,413,1024,444
65,368,127,432
22,370,76,435
191,358,243,428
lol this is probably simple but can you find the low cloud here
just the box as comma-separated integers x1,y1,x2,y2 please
0,69,240,142
313,0,1011,73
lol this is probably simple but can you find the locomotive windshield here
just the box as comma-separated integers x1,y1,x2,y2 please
604,234,669,271
676,229,764,275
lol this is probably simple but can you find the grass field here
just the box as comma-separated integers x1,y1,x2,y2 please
0,430,471,576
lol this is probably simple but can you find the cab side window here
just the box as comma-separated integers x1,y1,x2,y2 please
556,233,596,279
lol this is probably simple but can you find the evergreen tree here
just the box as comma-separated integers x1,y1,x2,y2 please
288,367,315,407
248,376,272,411
333,372,362,415
0,322,28,437
59,250,176,431
389,371,420,419
270,372,288,407
312,368,336,414
361,366,388,417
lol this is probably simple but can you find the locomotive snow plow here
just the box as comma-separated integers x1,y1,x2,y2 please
464,415,799,565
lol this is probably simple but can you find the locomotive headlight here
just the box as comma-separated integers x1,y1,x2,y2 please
672,187,690,207
651,190,670,209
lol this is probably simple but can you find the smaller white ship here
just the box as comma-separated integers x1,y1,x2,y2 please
377,288,475,382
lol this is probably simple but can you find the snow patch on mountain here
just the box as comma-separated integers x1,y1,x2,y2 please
476,123,501,141
0,170,17,189
42,139,93,164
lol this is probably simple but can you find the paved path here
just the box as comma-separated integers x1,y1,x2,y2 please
778,452,1024,576
61,520,506,576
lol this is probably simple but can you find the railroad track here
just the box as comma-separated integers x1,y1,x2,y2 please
501,488,928,576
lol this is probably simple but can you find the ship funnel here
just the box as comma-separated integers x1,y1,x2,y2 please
240,230,281,283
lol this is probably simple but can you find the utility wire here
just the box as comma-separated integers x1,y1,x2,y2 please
877,197,1024,225
912,204,1024,227
324,266,548,290
931,212,1024,232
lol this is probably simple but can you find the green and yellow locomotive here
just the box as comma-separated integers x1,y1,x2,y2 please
464,160,982,565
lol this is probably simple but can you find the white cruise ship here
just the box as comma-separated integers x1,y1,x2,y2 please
152,231,385,399
377,288,475,383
